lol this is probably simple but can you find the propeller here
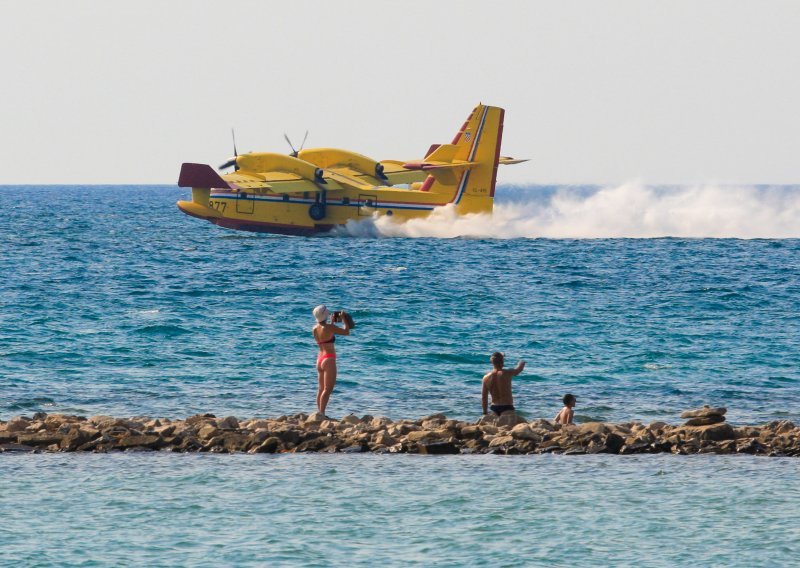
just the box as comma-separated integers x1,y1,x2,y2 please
219,128,239,171
284,130,308,158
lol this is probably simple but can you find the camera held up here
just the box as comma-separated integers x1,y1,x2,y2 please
332,310,356,329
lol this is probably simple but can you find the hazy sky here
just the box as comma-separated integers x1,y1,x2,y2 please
1,0,798,184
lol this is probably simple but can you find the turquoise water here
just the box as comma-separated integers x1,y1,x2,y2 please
2,454,799,567
2,185,800,566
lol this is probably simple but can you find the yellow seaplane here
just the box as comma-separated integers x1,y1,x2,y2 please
177,104,526,235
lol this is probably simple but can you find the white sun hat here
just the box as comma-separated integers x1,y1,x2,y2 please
313,304,331,322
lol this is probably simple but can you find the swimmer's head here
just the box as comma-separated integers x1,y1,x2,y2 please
313,304,331,323
563,393,576,407
490,352,504,368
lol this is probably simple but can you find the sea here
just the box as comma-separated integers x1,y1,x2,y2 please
1,183,799,566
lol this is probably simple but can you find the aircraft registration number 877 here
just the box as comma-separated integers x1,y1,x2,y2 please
210,200,227,212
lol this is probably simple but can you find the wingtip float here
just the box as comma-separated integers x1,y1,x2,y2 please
176,104,527,235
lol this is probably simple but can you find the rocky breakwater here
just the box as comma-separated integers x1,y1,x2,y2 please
0,406,798,456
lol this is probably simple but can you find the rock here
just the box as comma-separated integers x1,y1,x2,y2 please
420,413,448,423
578,422,611,436
44,414,84,429
564,447,587,455
294,436,331,452
6,417,31,432
16,432,63,447
88,415,115,428
603,433,625,454
319,420,337,431
177,436,204,452
0,431,17,444
154,424,176,437
250,437,281,454
477,414,500,426
0,443,37,453
60,428,98,451
217,416,240,430
271,429,301,446
460,425,483,439
619,437,653,454
513,440,539,454
418,441,459,455
247,419,274,430
406,430,450,443
115,435,163,450
197,424,221,441
765,420,796,434
680,406,727,419
717,440,737,454
304,412,327,425
463,438,488,451
372,431,396,447
684,415,725,427
205,432,250,453
497,413,527,428
340,414,361,425
387,423,417,437
528,419,556,432
734,426,760,439
609,424,633,437
101,425,134,438
185,413,217,426
488,435,515,448
248,430,272,446
341,444,367,453
683,422,736,442
510,424,541,442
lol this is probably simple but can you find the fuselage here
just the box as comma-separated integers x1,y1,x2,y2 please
180,177,480,235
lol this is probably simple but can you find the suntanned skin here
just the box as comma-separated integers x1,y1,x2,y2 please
481,359,526,414
313,314,351,415
554,400,576,424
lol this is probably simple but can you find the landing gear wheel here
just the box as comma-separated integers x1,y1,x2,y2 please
309,203,326,221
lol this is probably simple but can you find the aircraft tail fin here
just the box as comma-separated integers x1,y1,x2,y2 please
404,104,508,214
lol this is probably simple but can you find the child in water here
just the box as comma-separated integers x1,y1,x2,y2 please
554,393,576,425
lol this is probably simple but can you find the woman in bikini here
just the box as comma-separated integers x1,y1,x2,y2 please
312,304,352,416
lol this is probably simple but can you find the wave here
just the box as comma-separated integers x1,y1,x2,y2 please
340,182,800,239
134,324,190,337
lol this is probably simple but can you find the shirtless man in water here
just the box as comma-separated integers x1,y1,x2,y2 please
481,352,526,415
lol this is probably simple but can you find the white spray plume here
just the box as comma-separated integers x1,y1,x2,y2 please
339,182,800,239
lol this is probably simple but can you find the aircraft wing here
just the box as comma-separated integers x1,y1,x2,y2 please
178,163,346,195
223,171,348,194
